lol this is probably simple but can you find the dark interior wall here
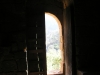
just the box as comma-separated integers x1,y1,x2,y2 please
0,0,27,74
74,0,100,74
0,0,64,74
1,0,100,75
45,0,63,25
63,6,72,75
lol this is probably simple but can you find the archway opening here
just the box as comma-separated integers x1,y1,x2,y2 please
45,12,63,74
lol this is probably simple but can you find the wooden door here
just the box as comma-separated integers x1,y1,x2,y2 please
26,0,46,75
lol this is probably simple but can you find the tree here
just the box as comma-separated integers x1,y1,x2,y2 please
46,30,60,51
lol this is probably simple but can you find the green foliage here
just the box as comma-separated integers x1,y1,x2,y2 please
46,49,61,71
45,21,61,72
54,44,59,50
46,30,60,51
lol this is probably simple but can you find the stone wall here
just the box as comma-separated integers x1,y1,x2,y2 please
74,0,100,74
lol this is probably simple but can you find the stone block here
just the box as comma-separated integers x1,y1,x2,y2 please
14,52,26,59
17,72,27,75
2,60,17,72
28,53,38,61
17,59,27,71
3,55,14,60
11,43,18,51
28,61,39,72
17,42,26,50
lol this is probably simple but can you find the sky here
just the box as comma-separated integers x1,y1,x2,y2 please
45,13,59,33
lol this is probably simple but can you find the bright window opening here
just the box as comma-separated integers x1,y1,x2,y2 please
45,13,63,74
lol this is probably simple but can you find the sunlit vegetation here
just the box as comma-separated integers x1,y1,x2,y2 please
45,13,62,73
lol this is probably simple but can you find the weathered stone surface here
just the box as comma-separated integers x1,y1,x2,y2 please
14,52,26,59
2,61,17,72
3,55,14,60
11,43,18,51
17,59,27,71
17,42,26,50
28,53,38,61
17,72,27,75
28,61,39,72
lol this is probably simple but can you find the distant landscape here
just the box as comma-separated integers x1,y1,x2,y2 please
45,14,62,73
45,14,60,52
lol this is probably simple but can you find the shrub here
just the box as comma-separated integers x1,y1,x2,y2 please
46,49,61,71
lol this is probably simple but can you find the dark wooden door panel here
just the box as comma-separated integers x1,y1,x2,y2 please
26,0,47,75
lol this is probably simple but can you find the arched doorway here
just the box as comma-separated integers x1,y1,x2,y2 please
45,12,64,74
